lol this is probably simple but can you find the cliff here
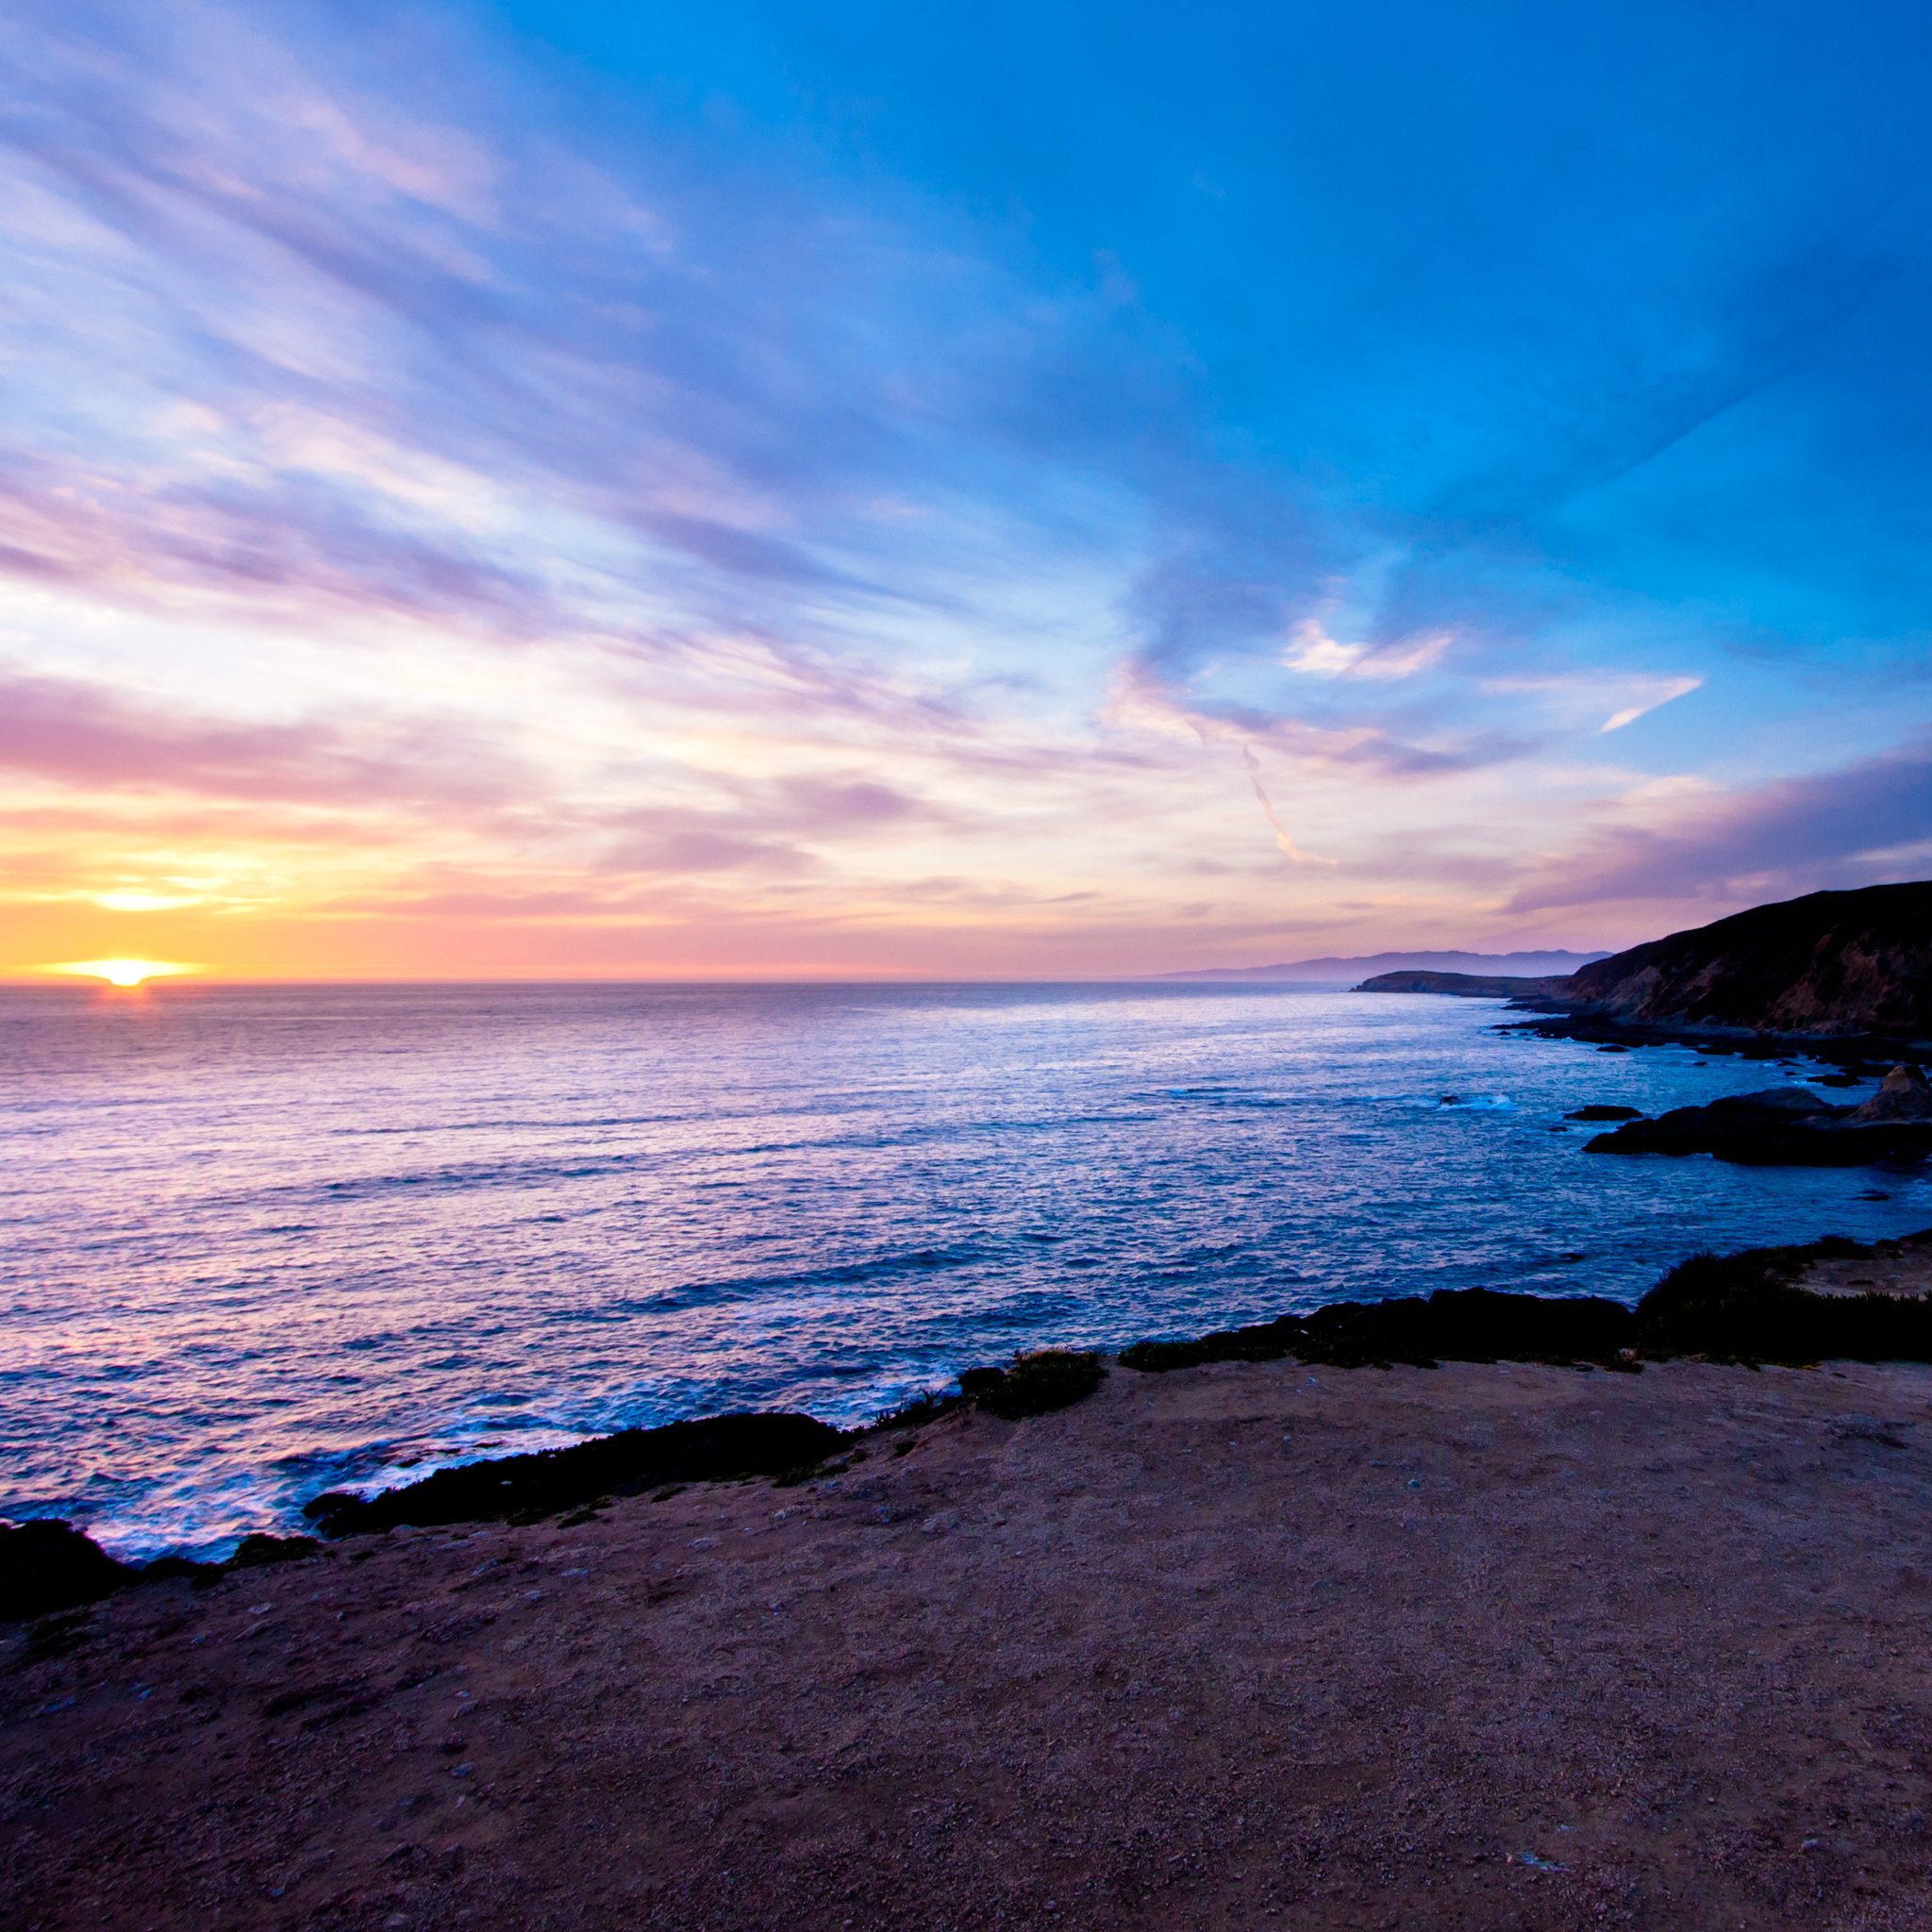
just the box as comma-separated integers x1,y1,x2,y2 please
1563,882,1932,1041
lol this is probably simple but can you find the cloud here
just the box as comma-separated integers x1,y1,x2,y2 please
1281,621,1453,682
578,773,954,880
3,0,1928,976
1598,675,1703,733
1239,745,1335,867
0,0,1075,654
0,458,563,641
1507,736,1932,912
0,664,527,808
1479,669,1706,739
1105,657,1530,783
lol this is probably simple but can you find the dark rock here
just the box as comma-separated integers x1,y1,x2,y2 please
304,1411,848,1536
1122,1230,1932,1375
0,1519,136,1622
1585,1085,1932,1166
1122,1287,1636,1374
1633,1239,1932,1362
142,1554,220,1589
1309,1288,1634,1366
1566,1105,1642,1122
1725,1085,1840,1115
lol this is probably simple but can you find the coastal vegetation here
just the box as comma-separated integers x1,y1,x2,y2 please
1561,881,1932,1038
965,1348,1107,1418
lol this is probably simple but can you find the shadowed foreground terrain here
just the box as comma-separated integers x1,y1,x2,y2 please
9,1347,1932,1930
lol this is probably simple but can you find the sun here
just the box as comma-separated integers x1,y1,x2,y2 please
47,958,201,989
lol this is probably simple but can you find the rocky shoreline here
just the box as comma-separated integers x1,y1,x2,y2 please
1502,1005,1932,1071
11,1286,1932,1929
1364,882,1932,1081
1580,1063,1932,1166
12,1230,1932,1626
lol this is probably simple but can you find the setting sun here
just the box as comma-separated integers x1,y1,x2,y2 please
48,958,200,989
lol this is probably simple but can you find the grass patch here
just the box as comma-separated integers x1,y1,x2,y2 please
873,1389,967,1431
1634,1244,1932,1363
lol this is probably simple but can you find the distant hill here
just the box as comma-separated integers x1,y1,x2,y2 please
1354,970,1575,999
1160,948,1607,984
1563,883,1932,1040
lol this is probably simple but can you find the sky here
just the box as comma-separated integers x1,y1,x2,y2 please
4,0,1932,980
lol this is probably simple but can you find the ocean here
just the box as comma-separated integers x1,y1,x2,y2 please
4,979,1926,1558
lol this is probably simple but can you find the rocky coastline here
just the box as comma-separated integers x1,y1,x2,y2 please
1363,881,1932,1071
12,1230,1932,1627
1581,1064,1932,1165
12,1263,1932,1929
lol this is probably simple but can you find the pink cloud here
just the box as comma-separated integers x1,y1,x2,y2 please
0,664,529,808
1506,737,1932,913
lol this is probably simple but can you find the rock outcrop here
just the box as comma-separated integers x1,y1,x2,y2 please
0,1519,136,1621
304,1410,848,1536
1852,1063,1932,1123
0,1520,328,1622
1585,1071,1932,1166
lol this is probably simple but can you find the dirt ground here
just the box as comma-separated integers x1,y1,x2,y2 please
1797,1245,1932,1301
9,1345,1932,1930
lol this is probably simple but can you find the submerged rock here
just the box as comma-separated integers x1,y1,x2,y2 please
1566,1105,1642,1122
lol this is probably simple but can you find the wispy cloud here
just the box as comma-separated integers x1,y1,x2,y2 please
2,0,1928,976
1239,745,1335,867
1281,621,1453,682
1598,676,1703,734
0,663,530,808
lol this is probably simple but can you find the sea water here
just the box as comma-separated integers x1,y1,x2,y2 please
4,979,1926,1557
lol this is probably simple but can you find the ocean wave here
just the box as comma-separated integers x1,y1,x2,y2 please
617,1243,991,1315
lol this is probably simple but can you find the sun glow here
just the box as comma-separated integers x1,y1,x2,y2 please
48,958,201,989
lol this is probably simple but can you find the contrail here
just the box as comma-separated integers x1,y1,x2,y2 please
1241,743,1335,868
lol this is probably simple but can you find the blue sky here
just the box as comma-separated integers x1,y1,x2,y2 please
4,0,1930,976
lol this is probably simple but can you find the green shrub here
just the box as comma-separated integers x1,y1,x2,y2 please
974,1349,1106,1418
